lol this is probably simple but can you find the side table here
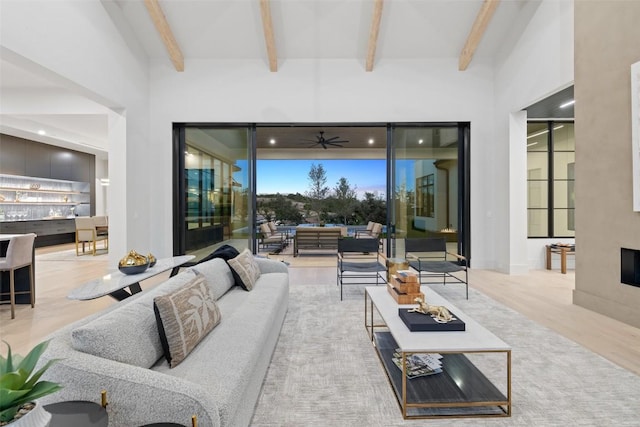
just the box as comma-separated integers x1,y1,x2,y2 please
44,401,108,427
546,244,575,274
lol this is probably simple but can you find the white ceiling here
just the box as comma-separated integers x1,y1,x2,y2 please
0,0,544,157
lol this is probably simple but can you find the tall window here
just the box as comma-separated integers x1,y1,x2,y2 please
527,121,575,238
416,174,434,217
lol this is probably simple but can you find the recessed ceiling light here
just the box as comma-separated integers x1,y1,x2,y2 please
269,139,276,144
418,139,424,144
37,130,46,135
368,139,374,144
560,100,575,108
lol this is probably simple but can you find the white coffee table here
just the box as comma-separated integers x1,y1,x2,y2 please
365,286,511,419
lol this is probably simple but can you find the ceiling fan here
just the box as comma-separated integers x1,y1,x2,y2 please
301,131,350,149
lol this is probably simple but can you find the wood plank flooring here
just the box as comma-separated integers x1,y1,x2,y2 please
1,244,638,377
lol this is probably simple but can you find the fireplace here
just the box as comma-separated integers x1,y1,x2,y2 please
620,248,640,288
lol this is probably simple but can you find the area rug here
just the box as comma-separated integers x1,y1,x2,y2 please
250,281,640,426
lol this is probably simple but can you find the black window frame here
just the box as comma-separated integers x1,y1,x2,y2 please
527,120,575,238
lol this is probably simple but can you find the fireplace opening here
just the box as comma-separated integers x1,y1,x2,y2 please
620,248,640,288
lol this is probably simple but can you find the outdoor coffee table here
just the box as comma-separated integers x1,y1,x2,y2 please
365,286,511,419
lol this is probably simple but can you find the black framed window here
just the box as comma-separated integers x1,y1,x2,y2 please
527,121,575,238
416,174,435,217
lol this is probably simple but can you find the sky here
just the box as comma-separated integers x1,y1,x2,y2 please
256,159,386,199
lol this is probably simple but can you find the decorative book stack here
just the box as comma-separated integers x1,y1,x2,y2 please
387,270,424,304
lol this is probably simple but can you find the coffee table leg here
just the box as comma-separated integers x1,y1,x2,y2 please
108,282,142,301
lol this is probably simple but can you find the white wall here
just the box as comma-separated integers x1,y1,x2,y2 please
1,0,150,266
493,0,575,273
1,0,576,271
149,57,498,264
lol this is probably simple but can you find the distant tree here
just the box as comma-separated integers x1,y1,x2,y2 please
355,192,386,224
270,193,303,224
256,197,274,222
305,163,330,223
332,177,358,224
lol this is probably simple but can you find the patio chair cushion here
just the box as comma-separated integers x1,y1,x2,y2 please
408,260,464,273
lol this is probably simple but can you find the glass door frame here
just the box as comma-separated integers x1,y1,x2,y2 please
173,122,470,264
387,122,471,265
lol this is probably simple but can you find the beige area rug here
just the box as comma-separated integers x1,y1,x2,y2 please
251,279,640,426
36,248,109,262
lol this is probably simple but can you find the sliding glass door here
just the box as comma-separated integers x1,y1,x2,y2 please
172,122,470,261
173,125,252,255
389,124,470,263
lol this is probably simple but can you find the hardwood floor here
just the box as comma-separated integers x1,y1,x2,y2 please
1,244,639,377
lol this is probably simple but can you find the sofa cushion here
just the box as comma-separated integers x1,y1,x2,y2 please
71,269,197,368
154,274,221,368
192,257,235,300
227,249,261,291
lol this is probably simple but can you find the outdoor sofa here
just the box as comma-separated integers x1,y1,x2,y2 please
293,226,346,256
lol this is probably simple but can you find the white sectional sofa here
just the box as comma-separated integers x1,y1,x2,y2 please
40,256,289,427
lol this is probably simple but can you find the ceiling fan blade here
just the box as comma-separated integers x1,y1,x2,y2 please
323,136,341,143
328,139,349,144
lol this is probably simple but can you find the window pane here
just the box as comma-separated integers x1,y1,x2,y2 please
393,126,459,255
528,209,548,237
527,152,548,179
183,127,249,252
553,123,575,151
553,152,575,179
554,208,575,236
528,181,548,208
553,181,575,209
527,123,549,152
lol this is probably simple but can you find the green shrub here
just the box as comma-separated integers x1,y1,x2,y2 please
0,341,62,423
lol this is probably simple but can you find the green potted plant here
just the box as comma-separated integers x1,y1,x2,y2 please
0,340,61,426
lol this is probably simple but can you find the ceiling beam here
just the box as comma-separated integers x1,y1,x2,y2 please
143,0,184,72
458,0,500,71
260,0,278,72
366,0,384,72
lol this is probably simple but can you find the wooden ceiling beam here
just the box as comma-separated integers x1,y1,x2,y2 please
260,0,278,72
144,0,184,72
458,0,500,71
366,0,384,72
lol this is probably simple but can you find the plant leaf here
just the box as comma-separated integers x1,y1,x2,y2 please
23,359,61,389
15,341,49,377
0,372,24,391
0,388,30,412
0,405,20,423
2,341,13,374
8,381,62,409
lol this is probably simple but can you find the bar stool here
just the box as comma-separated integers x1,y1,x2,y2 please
0,233,36,319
